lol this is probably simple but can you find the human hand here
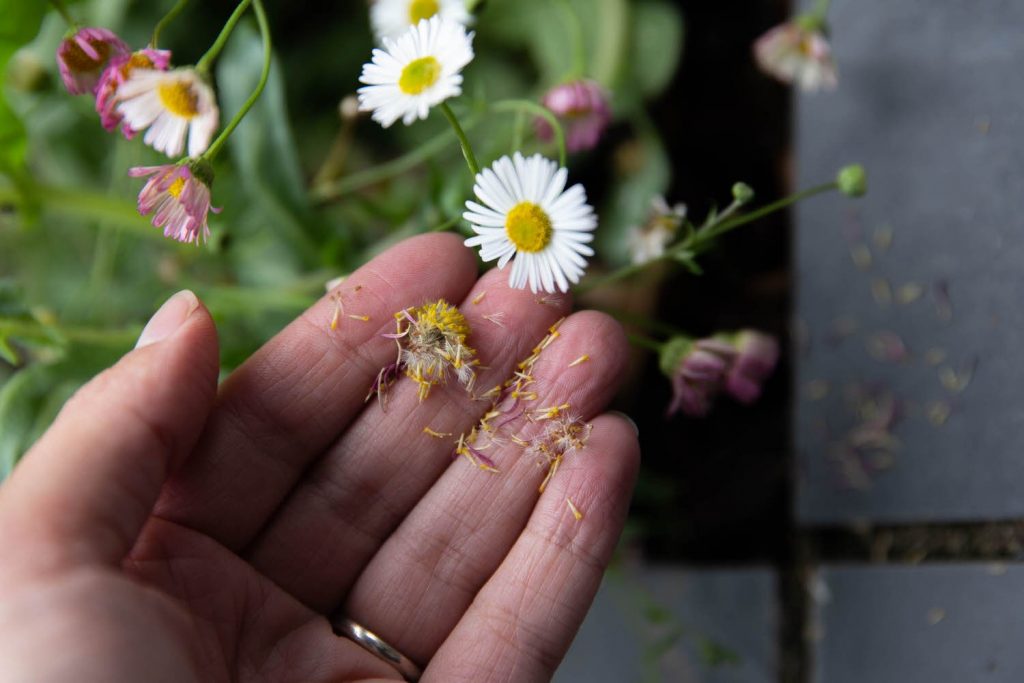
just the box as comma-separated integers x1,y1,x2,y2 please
0,234,639,682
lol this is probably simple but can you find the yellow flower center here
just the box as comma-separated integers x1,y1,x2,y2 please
399,56,441,95
408,0,440,24
167,177,186,199
505,202,553,253
157,80,200,119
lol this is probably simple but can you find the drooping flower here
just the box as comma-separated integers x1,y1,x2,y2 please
753,19,838,92
382,299,478,402
129,162,219,244
661,331,780,417
464,153,597,294
95,49,172,138
116,68,219,157
536,79,611,153
725,330,780,404
358,16,474,128
370,0,472,43
627,195,687,265
56,27,129,95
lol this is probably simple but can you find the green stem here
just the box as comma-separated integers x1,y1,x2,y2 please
0,317,139,347
48,0,76,26
576,180,840,293
494,99,567,167
151,0,191,48
627,332,665,353
310,113,482,203
702,181,837,241
556,0,587,80
200,0,270,163
195,0,253,75
601,306,683,337
439,102,480,176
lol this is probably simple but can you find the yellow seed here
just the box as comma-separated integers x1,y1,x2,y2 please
423,426,451,438
472,291,487,305
348,314,370,322
569,354,590,367
566,498,583,521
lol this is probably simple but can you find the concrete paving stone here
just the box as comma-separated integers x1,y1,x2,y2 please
810,563,1024,682
555,566,777,683
795,0,1024,523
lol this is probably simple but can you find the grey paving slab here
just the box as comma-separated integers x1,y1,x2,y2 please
810,563,1024,683
795,0,1024,523
555,566,777,683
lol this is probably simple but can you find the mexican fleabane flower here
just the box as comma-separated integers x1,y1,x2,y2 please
357,16,474,128
536,79,611,153
129,163,219,244
95,49,172,138
725,330,780,404
56,27,129,95
464,153,597,294
753,19,838,92
116,68,219,157
627,195,687,265
370,0,472,43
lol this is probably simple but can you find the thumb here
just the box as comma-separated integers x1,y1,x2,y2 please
0,290,219,573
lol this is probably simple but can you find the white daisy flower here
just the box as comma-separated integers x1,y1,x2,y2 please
358,16,474,128
370,0,471,43
464,153,597,294
116,68,219,158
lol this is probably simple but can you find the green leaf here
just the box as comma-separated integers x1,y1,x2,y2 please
0,334,18,365
0,363,52,478
627,1,685,97
672,250,703,275
0,3,46,173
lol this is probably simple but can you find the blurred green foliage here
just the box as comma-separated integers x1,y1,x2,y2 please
0,0,684,476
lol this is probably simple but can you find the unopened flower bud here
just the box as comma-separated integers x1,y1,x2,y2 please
732,182,755,205
837,164,867,197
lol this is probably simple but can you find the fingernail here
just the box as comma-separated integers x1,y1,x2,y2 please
136,290,200,349
609,410,639,437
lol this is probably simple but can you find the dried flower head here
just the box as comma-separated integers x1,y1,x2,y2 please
522,412,593,492
393,299,478,401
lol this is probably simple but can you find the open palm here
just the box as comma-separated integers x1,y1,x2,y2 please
0,234,639,683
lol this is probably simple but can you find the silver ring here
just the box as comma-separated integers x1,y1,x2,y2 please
331,615,422,681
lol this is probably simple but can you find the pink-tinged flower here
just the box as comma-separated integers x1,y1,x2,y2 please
536,79,611,153
129,163,219,244
662,337,737,418
116,68,219,157
95,49,172,138
725,331,780,404
753,20,837,92
56,27,129,95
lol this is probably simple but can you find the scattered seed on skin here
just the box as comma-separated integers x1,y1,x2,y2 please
483,312,506,327
568,354,590,368
850,244,872,270
873,226,894,252
871,278,893,307
566,498,583,521
536,295,564,307
925,348,947,366
472,291,487,305
531,403,571,420
897,283,924,305
348,314,370,322
423,427,452,439
354,284,363,292
805,379,830,401
926,401,952,426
